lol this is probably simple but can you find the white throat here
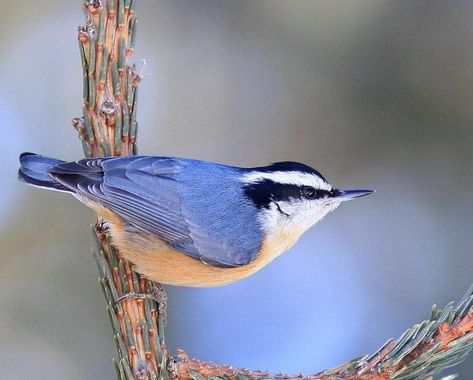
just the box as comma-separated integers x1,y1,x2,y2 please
258,199,341,255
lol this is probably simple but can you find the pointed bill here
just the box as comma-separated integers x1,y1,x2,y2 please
335,189,374,202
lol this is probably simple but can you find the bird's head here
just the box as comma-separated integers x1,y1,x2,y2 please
242,161,373,238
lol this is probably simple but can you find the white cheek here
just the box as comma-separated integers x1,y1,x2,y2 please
278,200,318,231
257,203,281,235
259,199,340,237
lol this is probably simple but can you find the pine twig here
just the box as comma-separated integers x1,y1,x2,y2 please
92,230,168,379
74,0,140,158
174,286,473,380
74,1,167,379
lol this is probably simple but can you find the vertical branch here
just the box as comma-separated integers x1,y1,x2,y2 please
92,231,168,380
73,1,168,379
74,0,139,157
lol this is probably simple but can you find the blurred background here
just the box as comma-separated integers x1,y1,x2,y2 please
1,1,473,378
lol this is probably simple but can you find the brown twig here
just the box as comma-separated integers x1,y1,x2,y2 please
75,0,140,158
173,290,473,380
75,1,166,379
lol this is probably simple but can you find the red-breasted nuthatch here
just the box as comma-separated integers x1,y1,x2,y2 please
18,153,373,287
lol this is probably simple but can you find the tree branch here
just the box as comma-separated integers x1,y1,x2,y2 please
173,286,473,380
75,1,167,379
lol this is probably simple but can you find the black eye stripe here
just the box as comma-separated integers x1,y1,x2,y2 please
244,180,332,209
302,186,334,200
302,186,316,199
244,180,300,208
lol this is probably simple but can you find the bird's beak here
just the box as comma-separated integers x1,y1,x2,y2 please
333,189,374,202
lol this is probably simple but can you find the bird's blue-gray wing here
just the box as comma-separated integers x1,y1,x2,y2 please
49,156,260,267
50,156,190,242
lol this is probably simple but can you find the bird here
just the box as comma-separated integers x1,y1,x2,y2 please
18,152,373,287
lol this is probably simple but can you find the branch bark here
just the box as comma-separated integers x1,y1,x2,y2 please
173,288,473,380
75,1,167,379
71,2,473,380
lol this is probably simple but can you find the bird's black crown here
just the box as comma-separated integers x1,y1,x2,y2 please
253,161,327,182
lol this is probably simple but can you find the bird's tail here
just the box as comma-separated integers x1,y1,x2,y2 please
18,152,70,193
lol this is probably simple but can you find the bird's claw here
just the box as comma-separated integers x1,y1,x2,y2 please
115,283,168,324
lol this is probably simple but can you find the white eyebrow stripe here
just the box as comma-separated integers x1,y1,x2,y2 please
241,171,331,190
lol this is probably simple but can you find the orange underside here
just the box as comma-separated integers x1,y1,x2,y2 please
88,201,301,287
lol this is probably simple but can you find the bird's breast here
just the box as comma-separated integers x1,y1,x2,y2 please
112,230,287,287
111,225,304,287
87,202,303,287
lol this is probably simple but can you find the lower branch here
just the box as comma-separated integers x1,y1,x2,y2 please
173,286,473,380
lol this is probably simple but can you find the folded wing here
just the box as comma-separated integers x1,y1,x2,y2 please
49,156,259,267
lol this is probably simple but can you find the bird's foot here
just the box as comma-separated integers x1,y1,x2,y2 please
115,283,167,324
94,218,110,237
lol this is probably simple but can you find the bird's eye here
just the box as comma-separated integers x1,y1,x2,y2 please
302,186,318,199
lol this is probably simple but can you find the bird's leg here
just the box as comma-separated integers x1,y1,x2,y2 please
115,283,166,305
151,283,168,322
115,283,168,323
